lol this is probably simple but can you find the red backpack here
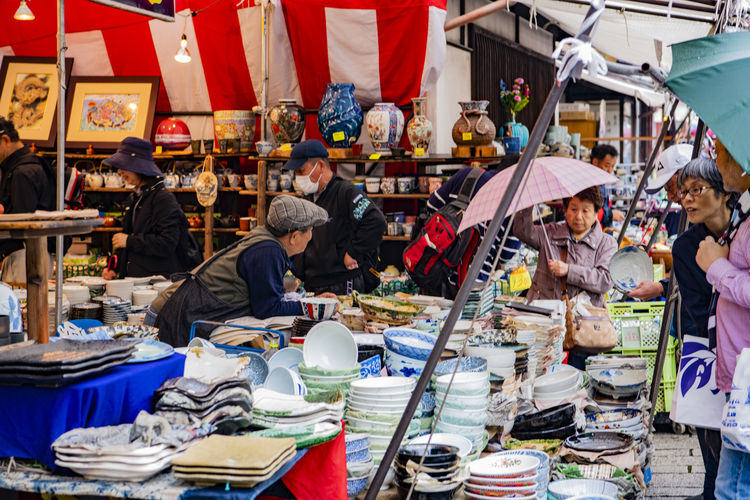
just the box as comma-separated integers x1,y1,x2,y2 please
403,168,484,290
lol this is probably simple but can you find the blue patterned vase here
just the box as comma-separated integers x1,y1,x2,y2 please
366,102,404,154
504,114,530,148
317,83,363,148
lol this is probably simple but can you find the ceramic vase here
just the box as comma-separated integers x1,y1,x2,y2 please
504,113,530,148
154,117,191,150
269,99,306,144
213,110,255,152
451,100,496,147
317,83,363,148
365,102,404,154
406,97,433,154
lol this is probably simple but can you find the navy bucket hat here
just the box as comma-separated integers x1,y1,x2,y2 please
102,137,163,177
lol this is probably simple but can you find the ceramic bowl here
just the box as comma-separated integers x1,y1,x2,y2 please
589,368,647,397
346,447,370,463
348,401,404,414
345,433,370,454
300,297,338,321
346,415,396,432
434,421,486,442
498,449,550,474
547,479,618,499
513,403,576,432
267,347,304,373
511,421,577,441
566,496,616,500
264,366,307,396
436,406,488,427
585,408,642,429
533,384,579,402
297,362,361,377
433,391,488,410
347,457,374,477
350,376,415,394
465,473,538,487
347,474,369,498
395,480,461,500
385,348,427,377
434,371,490,395
349,392,412,407
465,345,516,367
383,328,437,361
609,245,654,293
303,321,357,371
434,356,488,378
398,443,459,465
534,369,580,395
408,433,473,459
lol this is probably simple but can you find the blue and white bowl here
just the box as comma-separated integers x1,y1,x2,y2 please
346,474,369,498
548,479,619,499
434,356,488,377
385,348,426,378
264,366,307,395
345,433,370,454
346,448,370,463
383,328,437,361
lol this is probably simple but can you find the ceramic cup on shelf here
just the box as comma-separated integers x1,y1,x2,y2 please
405,215,417,224
218,139,229,153
387,222,402,236
244,174,258,191
404,177,417,192
203,139,214,154
268,168,282,181
239,217,251,231
365,177,380,194
402,222,415,239
280,174,293,192
229,139,241,153
381,177,396,195
163,173,180,189
226,173,241,188
418,176,430,194
503,136,522,155
397,177,411,194
267,177,279,192
256,141,274,156
428,177,443,194
191,140,201,154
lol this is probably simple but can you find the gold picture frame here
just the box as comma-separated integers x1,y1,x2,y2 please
65,76,160,150
0,57,74,148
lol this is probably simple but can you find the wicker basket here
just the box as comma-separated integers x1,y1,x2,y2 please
352,291,424,326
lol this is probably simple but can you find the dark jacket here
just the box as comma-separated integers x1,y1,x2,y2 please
0,146,55,258
117,179,189,278
672,223,713,338
292,176,386,289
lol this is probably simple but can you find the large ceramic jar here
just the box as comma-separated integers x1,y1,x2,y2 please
213,110,254,152
269,99,306,144
504,113,530,148
451,100,496,147
155,117,191,150
366,102,404,154
317,83,363,148
406,97,432,153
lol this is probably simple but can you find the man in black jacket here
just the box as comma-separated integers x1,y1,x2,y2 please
0,116,55,260
285,140,386,295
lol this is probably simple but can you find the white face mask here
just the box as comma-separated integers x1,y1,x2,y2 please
295,163,320,194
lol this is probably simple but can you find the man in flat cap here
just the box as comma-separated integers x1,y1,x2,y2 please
151,195,335,346
285,139,386,295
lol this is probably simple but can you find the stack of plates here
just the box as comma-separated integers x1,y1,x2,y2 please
105,279,134,302
464,452,542,500
153,377,253,434
0,339,136,387
62,285,90,306
433,372,489,448
153,281,172,293
511,403,577,441
291,317,321,337
252,387,344,428
489,450,550,499
588,367,648,399
534,365,581,403
172,435,297,487
100,297,131,325
465,345,515,379
394,443,462,499
462,287,494,319
70,302,102,320
132,289,158,307
585,409,645,439
383,328,436,378
346,377,420,464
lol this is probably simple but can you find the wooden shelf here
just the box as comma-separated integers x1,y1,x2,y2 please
40,152,257,160
92,227,121,232
367,193,430,199
239,190,258,196
257,153,508,164
93,226,240,233
382,235,411,241
267,191,302,197
236,230,250,236
84,187,242,193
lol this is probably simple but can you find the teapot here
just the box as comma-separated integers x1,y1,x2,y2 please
104,172,124,188
86,171,104,188
164,172,181,189
181,170,198,188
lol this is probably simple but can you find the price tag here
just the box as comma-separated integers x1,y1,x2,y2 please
509,265,532,292
369,153,382,160
281,143,292,152
332,131,346,142
414,147,425,156
462,132,472,142
155,145,163,154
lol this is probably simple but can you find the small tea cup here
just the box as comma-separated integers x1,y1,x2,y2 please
218,139,229,154
397,177,411,194
190,140,201,154
203,139,214,153
387,222,402,236
267,177,279,192
226,173,241,188
365,177,380,194
381,177,396,195
402,222,415,239
256,141,274,156
418,176,430,193
244,174,258,191
280,174,293,192
503,136,522,155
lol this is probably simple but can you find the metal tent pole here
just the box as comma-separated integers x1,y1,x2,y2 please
55,0,66,328
617,99,679,246
365,1,607,495
260,0,269,142
645,199,672,252
648,120,705,426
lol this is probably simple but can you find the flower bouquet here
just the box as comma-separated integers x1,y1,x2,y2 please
500,78,530,122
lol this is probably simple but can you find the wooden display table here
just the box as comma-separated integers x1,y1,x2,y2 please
0,218,102,343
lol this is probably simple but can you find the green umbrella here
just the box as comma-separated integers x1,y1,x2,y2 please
666,31,750,173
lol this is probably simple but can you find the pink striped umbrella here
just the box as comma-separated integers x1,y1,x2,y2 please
458,156,620,232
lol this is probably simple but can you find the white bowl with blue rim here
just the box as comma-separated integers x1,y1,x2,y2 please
548,479,618,499
383,328,437,361
609,245,654,294
385,348,427,377
264,366,307,396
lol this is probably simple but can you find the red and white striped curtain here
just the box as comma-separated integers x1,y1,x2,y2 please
0,0,447,141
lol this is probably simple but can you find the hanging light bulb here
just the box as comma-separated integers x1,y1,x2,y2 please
14,0,35,21
174,34,192,63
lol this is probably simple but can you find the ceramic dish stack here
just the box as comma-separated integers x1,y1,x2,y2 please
384,328,437,378
465,345,515,381
153,376,253,434
97,296,132,325
302,321,359,396
585,409,645,439
500,449,551,499
461,288,494,320
433,371,489,450
87,324,160,340
252,387,345,429
171,435,297,487
347,377,420,464
464,451,542,500
70,302,102,321
511,403,577,441
587,367,647,400
533,365,581,404
297,362,361,397
394,443,462,499
132,288,158,307
291,317,321,338
345,433,374,498
105,279,134,302
62,285,91,306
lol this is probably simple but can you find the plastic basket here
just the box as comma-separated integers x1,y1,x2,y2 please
607,302,664,349
376,279,417,296
655,380,675,413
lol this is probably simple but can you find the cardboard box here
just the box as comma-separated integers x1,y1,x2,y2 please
560,111,596,121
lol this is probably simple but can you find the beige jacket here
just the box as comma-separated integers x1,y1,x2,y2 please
513,207,617,307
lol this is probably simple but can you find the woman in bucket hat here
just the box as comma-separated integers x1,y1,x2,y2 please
101,137,193,280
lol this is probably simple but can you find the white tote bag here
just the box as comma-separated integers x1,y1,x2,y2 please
721,348,750,452
671,335,724,430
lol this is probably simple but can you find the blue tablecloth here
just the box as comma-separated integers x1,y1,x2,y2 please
0,353,185,468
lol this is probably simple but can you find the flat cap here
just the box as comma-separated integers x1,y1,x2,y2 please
267,195,328,233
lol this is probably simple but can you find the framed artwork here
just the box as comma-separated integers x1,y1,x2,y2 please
65,76,160,150
87,0,175,22
0,57,74,148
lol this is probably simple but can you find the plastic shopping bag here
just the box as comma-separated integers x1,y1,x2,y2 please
671,335,724,430
720,348,750,452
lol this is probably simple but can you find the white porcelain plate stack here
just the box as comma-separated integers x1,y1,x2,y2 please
433,371,489,450
105,279,134,302
533,364,581,403
464,452,542,500
347,377,419,464
62,285,90,306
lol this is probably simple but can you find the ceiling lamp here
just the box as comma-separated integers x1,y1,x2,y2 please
174,34,192,63
14,0,35,21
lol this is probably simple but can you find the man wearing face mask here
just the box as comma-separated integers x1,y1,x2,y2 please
285,140,386,295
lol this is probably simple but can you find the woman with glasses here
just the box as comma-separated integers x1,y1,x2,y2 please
672,156,737,500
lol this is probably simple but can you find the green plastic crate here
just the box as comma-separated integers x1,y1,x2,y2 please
607,302,665,349
655,380,675,413
608,336,677,384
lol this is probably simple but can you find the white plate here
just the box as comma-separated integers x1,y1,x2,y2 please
469,453,540,478
349,377,415,394
467,473,539,485
55,451,177,480
303,321,357,371
348,394,410,407
465,481,537,493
